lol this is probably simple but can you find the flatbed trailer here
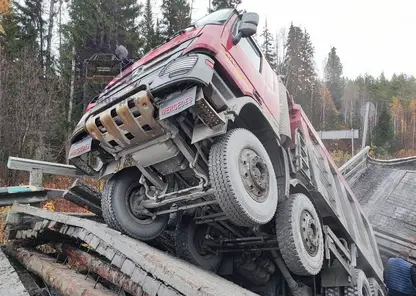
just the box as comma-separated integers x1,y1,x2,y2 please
0,149,385,296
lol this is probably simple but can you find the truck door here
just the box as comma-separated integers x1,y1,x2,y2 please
223,15,281,135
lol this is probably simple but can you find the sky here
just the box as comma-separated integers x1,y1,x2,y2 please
154,0,416,80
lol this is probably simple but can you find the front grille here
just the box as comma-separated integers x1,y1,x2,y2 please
159,55,198,77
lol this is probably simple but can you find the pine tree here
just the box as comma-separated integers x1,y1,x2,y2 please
283,24,303,99
260,19,277,71
67,0,143,57
300,29,316,87
3,0,46,61
65,0,144,110
373,106,394,153
160,0,190,39
324,47,344,111
211,0,241,11
154,18,164,47
141,0,155,54
283,25,315,111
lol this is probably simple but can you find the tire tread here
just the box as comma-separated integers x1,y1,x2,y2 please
101,168,167,241
209,128,273,226
174,216,222,271
275,193,323,276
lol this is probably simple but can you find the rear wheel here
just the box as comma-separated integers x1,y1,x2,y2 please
276,193,324,276
346,269,372,296
101,166,169,241
209,128,278,227
175,215,223,272
368,278,384,296
325,287,343,296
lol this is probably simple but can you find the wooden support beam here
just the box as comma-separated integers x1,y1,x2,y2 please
3,246,116,296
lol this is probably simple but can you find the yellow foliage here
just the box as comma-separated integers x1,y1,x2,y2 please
0,0,9,14
330,150,352,167
0,206,10,244
395,149,416,158
42,201,55,212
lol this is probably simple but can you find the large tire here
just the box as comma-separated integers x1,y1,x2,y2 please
325,287,342,296
368,278,384,296
346,269,372,296
249,273,281,296
175,215,223,271
276,193,324,276
209,128,278,227
101,166,169,241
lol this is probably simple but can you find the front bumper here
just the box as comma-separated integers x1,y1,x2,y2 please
68,52,215,174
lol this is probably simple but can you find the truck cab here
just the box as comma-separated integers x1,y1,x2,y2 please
67,8,384,296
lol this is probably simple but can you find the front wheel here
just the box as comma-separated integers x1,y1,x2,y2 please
209,128,278,227
101,166,169,241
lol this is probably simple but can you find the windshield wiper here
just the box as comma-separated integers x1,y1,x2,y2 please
166,24,196,42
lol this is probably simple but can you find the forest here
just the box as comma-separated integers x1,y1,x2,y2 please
0,0,414,186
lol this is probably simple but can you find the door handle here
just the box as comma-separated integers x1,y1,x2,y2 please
253,89,262,105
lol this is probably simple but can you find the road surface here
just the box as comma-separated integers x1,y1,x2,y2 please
351,158,416,262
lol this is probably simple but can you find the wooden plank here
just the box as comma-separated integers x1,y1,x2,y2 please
6,203,258,296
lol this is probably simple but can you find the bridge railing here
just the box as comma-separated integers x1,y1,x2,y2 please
0,157,96,206
339,146,370,184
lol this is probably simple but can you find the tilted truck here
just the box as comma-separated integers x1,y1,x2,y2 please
66,8,385,296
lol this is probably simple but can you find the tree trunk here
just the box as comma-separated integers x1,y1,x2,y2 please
3,246,117,296
56,243,145,296
46,0,56,70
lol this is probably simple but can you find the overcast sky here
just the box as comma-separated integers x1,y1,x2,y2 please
154,0,416,80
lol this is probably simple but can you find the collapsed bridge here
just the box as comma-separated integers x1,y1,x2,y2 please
340,147,416,264
0,146,415,296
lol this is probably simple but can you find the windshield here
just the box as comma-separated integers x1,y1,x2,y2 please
193,8,234,27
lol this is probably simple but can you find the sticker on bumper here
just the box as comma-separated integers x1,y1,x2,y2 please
159,86,197,120
68,136,93,159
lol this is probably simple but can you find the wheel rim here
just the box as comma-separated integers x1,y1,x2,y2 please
363,285,371,296
238,148,270,202
126,181,155,225
193,224,211,257
300,209,320,256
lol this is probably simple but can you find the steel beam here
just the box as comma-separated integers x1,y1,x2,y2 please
7,156,94,179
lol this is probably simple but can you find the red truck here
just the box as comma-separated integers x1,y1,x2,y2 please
68,8,385,296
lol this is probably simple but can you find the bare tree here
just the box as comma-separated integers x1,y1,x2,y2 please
0,47,64,184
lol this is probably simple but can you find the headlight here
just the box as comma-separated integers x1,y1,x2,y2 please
159,55,198,78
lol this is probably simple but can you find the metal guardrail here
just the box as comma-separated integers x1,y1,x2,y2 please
374,230,416,265
7,156,97,187
0,156,96,206
368,155,416,166
339,146,370,182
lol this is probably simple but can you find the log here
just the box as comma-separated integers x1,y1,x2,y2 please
55,243,145,296
3,245,116,296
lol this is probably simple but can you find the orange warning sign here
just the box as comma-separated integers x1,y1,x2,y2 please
0,0,9,14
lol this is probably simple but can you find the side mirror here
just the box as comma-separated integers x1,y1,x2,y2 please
115,45,129,61
233,12,259,44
